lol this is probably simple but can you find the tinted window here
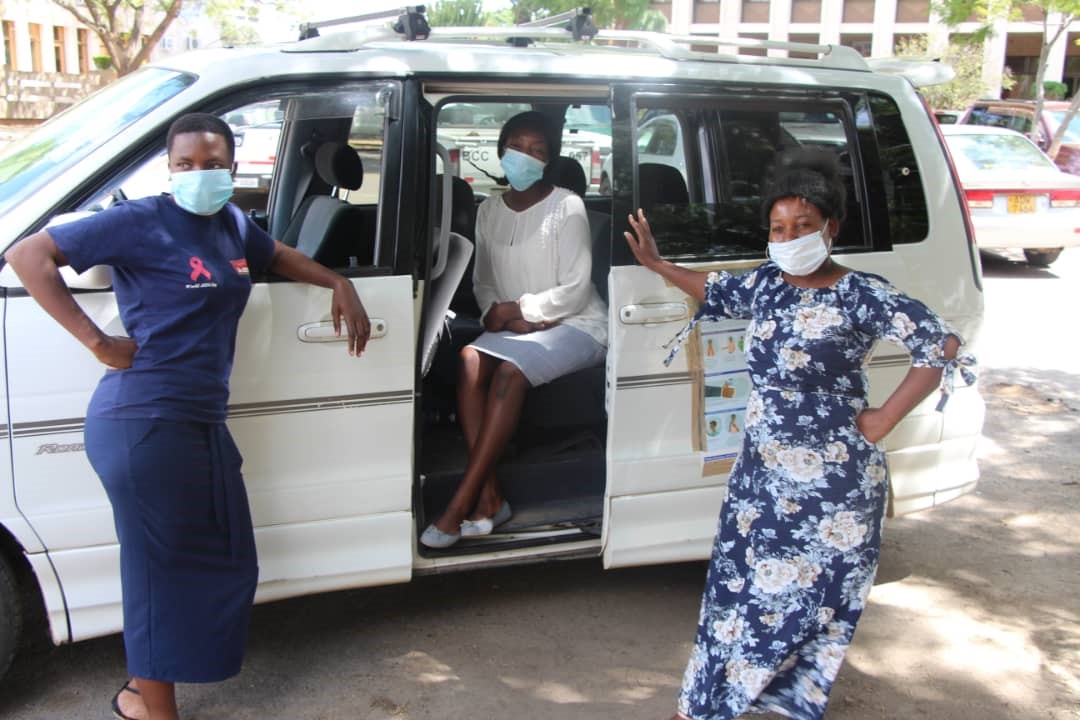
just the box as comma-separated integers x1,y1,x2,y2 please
861,93,929,245
633,99,863,261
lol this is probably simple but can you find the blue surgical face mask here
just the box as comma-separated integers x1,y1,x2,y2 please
500,148,546,191
170,169,234,215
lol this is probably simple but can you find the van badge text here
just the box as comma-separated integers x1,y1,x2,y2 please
36,442,85,455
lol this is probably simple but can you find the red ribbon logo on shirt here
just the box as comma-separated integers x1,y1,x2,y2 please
189,256,212,282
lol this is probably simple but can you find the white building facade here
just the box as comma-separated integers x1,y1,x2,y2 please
654,0,1080,99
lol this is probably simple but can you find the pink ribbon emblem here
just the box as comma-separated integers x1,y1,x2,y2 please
189,256,212,282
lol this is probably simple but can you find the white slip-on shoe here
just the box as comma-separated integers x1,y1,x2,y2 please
420,523,460,548
460,501,512,537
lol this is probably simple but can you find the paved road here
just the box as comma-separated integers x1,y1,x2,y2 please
1,248,1077,719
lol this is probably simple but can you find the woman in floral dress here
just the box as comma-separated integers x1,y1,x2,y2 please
623,150,974,720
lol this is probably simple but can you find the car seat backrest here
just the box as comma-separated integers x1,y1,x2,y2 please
549,156,611,305
638,163,689,209
548,156,587,198
435,174,477,240
280,142,372,266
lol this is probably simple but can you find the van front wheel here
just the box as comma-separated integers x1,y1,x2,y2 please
0,554,22,681
1023,248,1063,266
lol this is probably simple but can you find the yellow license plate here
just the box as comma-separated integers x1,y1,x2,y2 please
1007,194,1037,213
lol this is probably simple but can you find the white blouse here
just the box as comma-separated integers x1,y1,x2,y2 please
472,187,608,346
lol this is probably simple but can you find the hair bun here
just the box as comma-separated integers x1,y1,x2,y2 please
761,148,847,225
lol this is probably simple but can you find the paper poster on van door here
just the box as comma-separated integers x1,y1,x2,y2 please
700,319,751,460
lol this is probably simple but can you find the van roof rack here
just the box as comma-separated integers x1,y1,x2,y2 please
293,6,869,72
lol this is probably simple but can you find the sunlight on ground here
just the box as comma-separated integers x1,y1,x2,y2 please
856,579,1063,706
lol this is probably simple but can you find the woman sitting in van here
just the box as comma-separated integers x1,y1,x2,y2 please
421,111,607,549
623,149,973,720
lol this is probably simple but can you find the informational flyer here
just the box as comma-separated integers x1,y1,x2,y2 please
699,319,751,461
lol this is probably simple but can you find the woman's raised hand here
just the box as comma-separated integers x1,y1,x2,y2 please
624,209,662,270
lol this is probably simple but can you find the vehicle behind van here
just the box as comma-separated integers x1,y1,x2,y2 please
0,11,984,682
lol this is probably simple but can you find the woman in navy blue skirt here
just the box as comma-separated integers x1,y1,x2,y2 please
5,114,370,720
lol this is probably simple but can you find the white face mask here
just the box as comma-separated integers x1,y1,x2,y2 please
768,225,830,276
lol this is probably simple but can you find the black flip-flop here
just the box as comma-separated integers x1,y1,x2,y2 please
111,680,141,720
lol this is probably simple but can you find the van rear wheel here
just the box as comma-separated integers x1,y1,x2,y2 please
1023,248,1062,266
0,554,22,681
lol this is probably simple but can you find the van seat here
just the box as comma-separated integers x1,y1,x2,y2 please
281,143,373,267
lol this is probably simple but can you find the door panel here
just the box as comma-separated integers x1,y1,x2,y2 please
5,274,415,642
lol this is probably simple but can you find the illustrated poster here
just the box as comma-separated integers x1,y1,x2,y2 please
699,319,751,461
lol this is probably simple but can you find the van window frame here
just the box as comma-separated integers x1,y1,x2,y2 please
610,83,911,267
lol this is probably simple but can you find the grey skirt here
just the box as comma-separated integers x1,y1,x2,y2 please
469,324,606,387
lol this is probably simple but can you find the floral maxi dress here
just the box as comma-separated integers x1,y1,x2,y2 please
675,262,971,720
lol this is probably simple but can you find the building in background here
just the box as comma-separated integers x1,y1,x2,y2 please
0,0,219,119
652,0,1080,98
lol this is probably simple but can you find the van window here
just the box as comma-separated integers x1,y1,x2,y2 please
631,98,864,261
436,100,611,196
860,93,929,245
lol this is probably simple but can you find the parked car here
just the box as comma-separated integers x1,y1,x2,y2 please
941,124,1080,266
0,14,985,682
961,99,1080,176
934,109,963,125
233,121,282,191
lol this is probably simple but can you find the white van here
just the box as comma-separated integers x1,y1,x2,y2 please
0,12,984,680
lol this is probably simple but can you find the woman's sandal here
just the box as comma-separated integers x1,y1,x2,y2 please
111,680,142,720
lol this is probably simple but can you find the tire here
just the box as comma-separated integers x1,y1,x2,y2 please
1023,248,1063,266
0,554,22,682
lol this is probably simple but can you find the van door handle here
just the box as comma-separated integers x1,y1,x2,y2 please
619,302,689,325
297,319,387,342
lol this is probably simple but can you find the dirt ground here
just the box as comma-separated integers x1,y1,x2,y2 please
0,258,1077,719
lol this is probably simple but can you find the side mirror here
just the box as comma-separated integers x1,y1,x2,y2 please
44,212,114,290
0,212,114,291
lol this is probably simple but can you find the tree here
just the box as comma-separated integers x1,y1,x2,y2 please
196,0,293,46
936,0,1080,153
895,36,991,110
504,1,667,31
51,0,185,76
427,0,488,27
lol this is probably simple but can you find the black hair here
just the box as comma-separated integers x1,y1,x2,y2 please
166,112,235,161
760,148,847,226
496,110,562,160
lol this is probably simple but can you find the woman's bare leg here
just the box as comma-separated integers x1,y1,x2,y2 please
119,678,178,720
434,362,529,532
456,348,501,519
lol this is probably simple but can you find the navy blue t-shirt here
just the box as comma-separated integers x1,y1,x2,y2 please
49,195,276,423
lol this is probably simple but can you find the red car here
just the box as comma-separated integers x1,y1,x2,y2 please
961,99,1080,176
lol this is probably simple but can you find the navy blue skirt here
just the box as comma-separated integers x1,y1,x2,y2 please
85,417,259,683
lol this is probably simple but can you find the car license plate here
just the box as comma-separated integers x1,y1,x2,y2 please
1007,194,1036,213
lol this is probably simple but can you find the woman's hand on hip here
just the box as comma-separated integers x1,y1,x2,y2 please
93,336,138,370
856,407,898,444
331,278,370,356
624,209,662,270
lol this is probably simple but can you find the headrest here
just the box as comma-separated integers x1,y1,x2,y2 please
638,163,688,207
548,156,587,198
314,142,364,191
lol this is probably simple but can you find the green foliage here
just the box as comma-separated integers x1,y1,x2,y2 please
1044,79,1068,98
195,0,292,46
427,0,488,27
895,36,989,110
505,0,667,31
91,54,112,70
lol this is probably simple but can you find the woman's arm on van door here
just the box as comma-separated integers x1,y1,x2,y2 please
624,209,707,303
4,231,136,369
267,242,371,356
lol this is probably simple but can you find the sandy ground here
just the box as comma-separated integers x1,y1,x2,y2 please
0,257,1077,718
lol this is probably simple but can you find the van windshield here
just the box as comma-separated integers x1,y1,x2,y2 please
0,67,194,218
